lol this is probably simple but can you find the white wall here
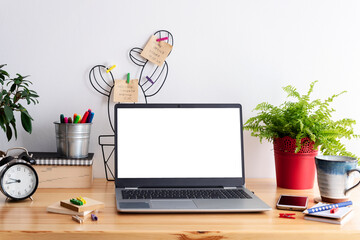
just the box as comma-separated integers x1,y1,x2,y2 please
1,0,360,178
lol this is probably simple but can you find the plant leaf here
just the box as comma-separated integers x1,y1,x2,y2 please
21,111,32,133
5,124,12,141
10,119,17,139
4,105,14,122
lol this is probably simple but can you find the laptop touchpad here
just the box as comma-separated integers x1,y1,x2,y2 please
151,200,197,209
120,202,150,209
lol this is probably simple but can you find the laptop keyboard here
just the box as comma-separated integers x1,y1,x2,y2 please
121,189,252,199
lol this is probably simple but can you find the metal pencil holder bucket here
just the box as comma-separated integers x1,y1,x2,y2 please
54,122,92,158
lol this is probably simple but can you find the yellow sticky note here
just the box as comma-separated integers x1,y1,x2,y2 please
140,35,173,66
113,79,138,103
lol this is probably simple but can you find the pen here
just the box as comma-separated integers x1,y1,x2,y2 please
303,201,352,214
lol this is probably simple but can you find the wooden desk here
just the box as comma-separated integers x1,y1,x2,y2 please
0,178,359,240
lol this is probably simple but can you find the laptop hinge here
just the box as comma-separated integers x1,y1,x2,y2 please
223,187,237,189
125,187,138,190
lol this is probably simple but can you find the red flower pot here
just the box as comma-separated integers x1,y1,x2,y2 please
274,136,318,189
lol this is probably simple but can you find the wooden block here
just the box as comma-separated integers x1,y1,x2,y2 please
60,197,104,212
47,202,93,216
33,165,93,188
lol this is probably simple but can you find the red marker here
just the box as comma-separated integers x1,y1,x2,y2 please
81,111,89,123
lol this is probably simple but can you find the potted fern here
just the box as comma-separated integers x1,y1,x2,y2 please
0,64,39,156
244,81,358,189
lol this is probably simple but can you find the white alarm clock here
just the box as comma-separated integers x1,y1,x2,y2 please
0,147,38,201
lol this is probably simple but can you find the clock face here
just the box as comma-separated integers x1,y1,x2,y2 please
0,162,38,200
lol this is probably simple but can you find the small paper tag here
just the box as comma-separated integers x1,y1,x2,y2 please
140,35,173,66
113,79,138,103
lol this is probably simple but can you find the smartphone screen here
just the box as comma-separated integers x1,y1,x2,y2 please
276,195,308,210
278,195,308,206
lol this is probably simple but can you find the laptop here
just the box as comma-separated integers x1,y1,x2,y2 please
115,103,271,212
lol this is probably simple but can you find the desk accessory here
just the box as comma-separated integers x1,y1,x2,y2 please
54,121,92,158
30,152,94,166
315,155,360,203
60,197,104,212
303,201,352,214
30,152,93,188
244,81,359,190
89,30,173,181
303,202,353,224
0,147,38,201
72,212,98,224
279,213,296,219
47,202,93,216
276,195,308,211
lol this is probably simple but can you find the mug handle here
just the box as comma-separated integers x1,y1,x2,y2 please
345,169,360,195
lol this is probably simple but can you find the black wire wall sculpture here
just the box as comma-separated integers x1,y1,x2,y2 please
89,30,173,180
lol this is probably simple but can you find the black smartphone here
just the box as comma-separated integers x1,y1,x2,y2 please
276,195,308,211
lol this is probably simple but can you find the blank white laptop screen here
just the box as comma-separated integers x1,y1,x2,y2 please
117,108,242,178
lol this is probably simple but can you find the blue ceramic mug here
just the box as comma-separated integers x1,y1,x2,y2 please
315,155,360,203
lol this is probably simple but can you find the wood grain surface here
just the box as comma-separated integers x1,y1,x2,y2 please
0,178,359,240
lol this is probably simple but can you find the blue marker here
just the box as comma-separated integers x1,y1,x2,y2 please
86,109,92,123
88,112,95,123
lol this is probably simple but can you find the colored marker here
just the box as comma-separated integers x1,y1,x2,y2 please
303,201,352,214
74,115,81,124
86,110,92,123
91,214,98,221
73,114,77,122
106,65,116,73
64,117,68,123
127,73,130,83
60,114,65,123
88,112,94,123
81,111,89,123
156,37,168,42
146,76,154,84
68,117,73,123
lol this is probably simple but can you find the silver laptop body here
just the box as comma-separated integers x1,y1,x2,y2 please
115,104,271,212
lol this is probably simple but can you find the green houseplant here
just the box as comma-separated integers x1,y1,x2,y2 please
244,81,358,189
0,64,39,154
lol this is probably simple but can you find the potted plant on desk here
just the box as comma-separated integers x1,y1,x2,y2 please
0,64,39,156
244,81,358,189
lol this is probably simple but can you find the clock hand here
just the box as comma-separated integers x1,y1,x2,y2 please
8,178,21,183
5,181,18,184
